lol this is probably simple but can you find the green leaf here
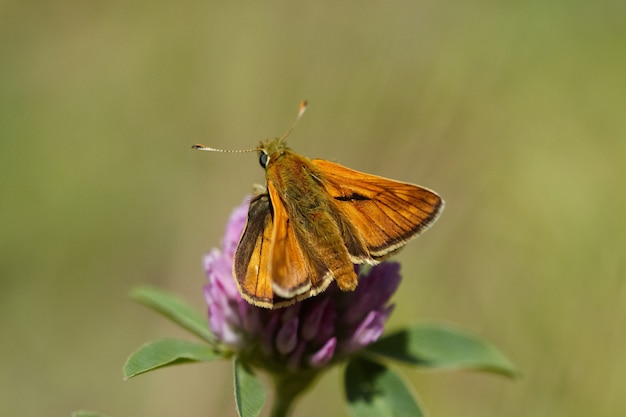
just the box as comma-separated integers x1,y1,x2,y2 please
124,338,220,379
366,322,519,377
234,358,265,417
345,357,426,417
131,286,216,344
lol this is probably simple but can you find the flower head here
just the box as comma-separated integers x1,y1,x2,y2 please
203,197,401,373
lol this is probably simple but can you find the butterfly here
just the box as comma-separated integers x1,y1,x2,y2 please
193,101,444,308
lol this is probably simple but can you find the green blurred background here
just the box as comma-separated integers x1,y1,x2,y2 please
1,0,624,416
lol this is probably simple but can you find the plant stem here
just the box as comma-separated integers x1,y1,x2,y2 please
270,371,318,417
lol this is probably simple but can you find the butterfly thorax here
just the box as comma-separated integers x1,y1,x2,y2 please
262,142,327,218
259,139,326,208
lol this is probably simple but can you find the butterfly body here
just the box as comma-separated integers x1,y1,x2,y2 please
232,138,444,309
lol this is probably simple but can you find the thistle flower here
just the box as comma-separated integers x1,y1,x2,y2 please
203,197,401,373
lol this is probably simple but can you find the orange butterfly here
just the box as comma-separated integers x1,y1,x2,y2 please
194,101,443,308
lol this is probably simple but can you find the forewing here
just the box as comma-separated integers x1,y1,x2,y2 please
233,194,275,308
233,187,335,308
312,159,444,259
266,183,317,299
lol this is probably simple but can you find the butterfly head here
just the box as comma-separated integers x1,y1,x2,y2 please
258,138,290,169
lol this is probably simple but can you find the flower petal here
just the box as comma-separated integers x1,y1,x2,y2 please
276,316,300,355
301,298,330,341
343,263,401,325
309,337,337,368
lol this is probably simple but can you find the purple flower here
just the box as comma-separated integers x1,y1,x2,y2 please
203,197,401,373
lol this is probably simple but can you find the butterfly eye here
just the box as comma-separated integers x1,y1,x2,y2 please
259,152,269,168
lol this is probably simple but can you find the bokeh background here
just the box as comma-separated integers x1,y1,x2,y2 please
1,1,624,416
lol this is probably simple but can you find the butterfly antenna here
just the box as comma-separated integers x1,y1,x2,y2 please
191,144,260,153
279,100,308,142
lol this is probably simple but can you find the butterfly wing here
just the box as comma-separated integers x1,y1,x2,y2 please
233,185,335,308
268,181,339,301
232,193,276,308
311,159,444,260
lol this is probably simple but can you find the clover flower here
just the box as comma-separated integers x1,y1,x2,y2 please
203,197,401,373
124,196,516,417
